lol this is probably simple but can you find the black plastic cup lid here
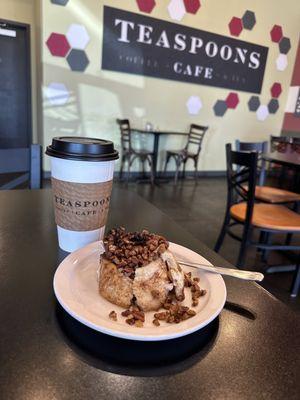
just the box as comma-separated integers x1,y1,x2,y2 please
45,136,119,161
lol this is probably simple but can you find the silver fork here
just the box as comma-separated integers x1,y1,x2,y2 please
178,261,264,282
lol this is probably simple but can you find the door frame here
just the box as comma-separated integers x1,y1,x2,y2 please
0,18,32,147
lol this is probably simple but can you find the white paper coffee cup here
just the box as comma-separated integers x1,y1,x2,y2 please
46,137,118,252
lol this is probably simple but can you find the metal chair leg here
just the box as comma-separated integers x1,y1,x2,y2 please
182,160,187,179
119,155,125,180
147,156,155,186
128,155,137,182
258,231,266,253
174,158,181,185
164,154,170,177
285,233,293,246
261,232,272,263
141,157,145,179
214,209,231,252
127,157,131,183
237,225,252,268
194,157,199,180
291,261,300,297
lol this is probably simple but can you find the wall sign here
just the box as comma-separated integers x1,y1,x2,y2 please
102,6,268,93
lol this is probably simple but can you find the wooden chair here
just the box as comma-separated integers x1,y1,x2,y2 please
164,124,208,184
214,144,300,297
270,135,291,153
291,137,300,154
235,140,300,204
0,145,42,189
117,119,154,184
270,135,298,192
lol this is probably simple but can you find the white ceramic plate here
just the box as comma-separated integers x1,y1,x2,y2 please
53,241,226,341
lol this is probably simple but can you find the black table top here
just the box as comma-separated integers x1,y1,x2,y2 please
0,188,299,399
263,151,300,169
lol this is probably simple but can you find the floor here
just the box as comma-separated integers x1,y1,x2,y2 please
116,177,300,313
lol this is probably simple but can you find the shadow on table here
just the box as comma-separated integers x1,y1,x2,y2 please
54,303,219,377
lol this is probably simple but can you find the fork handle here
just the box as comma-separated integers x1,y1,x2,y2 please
178,261,264,282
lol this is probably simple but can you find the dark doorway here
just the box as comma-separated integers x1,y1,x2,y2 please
0,20,32,148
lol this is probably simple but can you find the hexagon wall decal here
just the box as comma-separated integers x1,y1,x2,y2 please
45,82,69,106
67,49,89,72
186,96,202,115
276,54,288,71
213,100,228,117
184,0,201,14
256,105,269,121
279,37,291,54
46,33,70,57
168,0,186,21
136,0,156,13
225,92,239,109
268,99,279,114
270,82,282,98
229,17,243,37
270,25,283,43
51,0,69,5
248,96,260,112
242,10,256,30
66,24,90,50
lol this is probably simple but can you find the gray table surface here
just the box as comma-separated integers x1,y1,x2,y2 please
0,187,299,400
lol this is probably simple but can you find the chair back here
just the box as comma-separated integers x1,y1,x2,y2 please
0,145,42,190
235,140,268,185
185,124,208,155
235,140,268,153
225,143,258,226
291,137,300,154
270,135,291,153
117,119,132,152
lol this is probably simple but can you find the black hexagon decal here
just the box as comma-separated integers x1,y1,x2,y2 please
67,49,89,72
213,100,227,116
248,96,260,112
268,99,279,114
51,0,69,5
242,10,256,30
279,37,291,54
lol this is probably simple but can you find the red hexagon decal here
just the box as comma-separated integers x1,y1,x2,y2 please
136,0,156,13
270,82,282,98
229,17,243,37
46,33,70,57
225,92,239,109
184,0,201,14
270,25,283,43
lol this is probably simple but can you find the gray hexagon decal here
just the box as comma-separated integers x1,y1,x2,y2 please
242,10,256,30
248,96,260,112
51,0,69,5
67,49,89,72
213,100,227,117
268,99,279,114
279,37,291,54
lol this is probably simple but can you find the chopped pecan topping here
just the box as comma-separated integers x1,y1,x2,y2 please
125,317,135,325
103,227,169,279
109,311,117,321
